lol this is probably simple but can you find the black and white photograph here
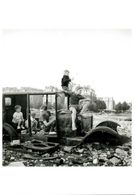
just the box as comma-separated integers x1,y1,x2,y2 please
2,29,132,167
0,1,135,195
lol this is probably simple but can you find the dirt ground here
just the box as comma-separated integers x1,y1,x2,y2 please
93,112,132,136
2,112,132,167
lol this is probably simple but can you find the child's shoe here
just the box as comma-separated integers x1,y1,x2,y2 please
21,125,25,130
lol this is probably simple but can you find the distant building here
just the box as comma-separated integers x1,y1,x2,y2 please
3,87,44,93
128,102,132,112
20,87,44,93
44,86,59,105
3,87,20,93
99,97,115,110
74,84,97,102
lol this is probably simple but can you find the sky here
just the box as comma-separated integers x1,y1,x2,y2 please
1,29,132,103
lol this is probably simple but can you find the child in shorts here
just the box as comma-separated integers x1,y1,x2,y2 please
61,70,72,91
12,105,25,130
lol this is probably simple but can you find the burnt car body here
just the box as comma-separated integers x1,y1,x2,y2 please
2,92,121,146
3,93,27,125
3,92,60,137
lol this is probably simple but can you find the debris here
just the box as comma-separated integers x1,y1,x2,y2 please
21,130,27,134
115,148,128,159
49,132,57,135
23,154,37,160
93,158,99,165
8,162,25,167
107,151,111,156
109,157,121,166
28,161,35,166
81,113,93,132
96,120,120,132
77,126,121,146
3,123,18,141
3,160,9,166
78,149,84,153
2,130,132,167
27,149,32,153
10,156,15,161
57,111,73,138
99,153,107,162
40,164,45,167
55,158,65,166
85,144,92,151
63,146,73,153
59,151,65,157
71,158,83,165
10,140,20,146
42,153,50,158
22,139,59,153
43,156,59,161
92,142,101,150
83,162,91,166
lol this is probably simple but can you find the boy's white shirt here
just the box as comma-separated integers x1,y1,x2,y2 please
12,112,23,123
31,116,37,122
43,120,48,126
31,116,34,121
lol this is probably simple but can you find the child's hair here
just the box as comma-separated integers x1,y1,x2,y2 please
40,105,47,111
31,111,36,117
64,70,70,74
14,105,21,110
75,86,83,92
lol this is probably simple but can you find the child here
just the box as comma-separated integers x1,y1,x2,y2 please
42,112,56,134
61,70,72,91
25,111,38,133
39,105,56,133
12,105,25,130
39,105,51,122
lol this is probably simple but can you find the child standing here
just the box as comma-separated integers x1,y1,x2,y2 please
61,70,72,91
12,105,25,130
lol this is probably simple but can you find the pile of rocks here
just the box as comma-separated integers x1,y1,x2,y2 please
3,141,132,167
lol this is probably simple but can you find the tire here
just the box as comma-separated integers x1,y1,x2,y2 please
3,123,18,141
96,120,120,132
80,126,121,145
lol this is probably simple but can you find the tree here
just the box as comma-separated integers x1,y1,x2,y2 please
83,85,91,95
115,102,122,112
88,102,98,112
115,101,130,112
96,99,106,110
30,95,43,109
122,101,130,111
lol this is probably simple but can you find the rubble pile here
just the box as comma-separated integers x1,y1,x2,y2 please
3,113,132,167
3,140,132,167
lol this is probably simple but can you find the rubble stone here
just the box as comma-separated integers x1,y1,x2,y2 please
42,153,50,158
3,133,132,167
3,160,9,166
107,151,111,156
78,149,84,153
109,157,121,165
99,153,107,162
63,146,73,153
10,156,15,161
93,158,99,165
9,162,25,167
115,148,128,158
